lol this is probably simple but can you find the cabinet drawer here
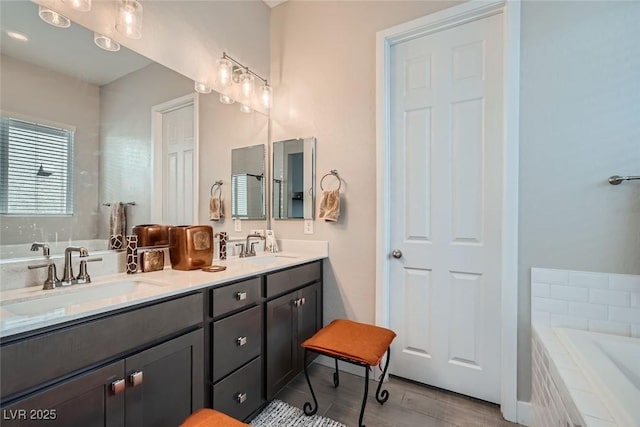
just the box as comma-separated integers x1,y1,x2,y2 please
1,293,203,400
211,277,261,318
212,356,263,422
265,261,321,298
213,305,262,382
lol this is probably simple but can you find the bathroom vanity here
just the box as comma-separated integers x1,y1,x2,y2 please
0,251,325,426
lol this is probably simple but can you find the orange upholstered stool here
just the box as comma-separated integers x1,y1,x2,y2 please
301,319,396,427
180,408,249,427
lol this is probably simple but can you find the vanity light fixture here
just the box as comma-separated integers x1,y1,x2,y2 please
5,30,29,42
219,94,235,105
194,81,212,94
216,52,272,110
38,6,71,28
94,33,120,52
65,0,92,12
115,0,143,40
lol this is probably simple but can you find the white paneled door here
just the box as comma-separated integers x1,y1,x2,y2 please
389,13,504,403
163,103,195,225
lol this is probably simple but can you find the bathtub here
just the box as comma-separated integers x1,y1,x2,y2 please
0,239,110,261
556,328,640,426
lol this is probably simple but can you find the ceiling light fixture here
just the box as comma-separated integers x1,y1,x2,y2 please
115,0,143,40
38,6,71,28
94,33,120,52
65,0,92,12
216,52,272,111
5,30,29,42
194,81,212,94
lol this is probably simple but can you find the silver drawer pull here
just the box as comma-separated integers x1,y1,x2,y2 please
236,392,247,404
111,378,125,395
235,291,247,301
237,336,247,346
129,370,143,387
301,297,306,306
292,298,301,307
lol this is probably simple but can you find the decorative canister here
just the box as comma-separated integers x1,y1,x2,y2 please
125,235,138,274
218,232,227,260
168,225,214,270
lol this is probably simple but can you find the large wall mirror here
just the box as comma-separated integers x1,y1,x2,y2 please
0,1,268,260
272,137,316,220
231,145,266,220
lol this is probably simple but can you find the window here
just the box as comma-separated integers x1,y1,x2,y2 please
0,116,74,215
231,173,248,217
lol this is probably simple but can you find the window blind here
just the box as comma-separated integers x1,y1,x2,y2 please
232,174,248,217
0,117,74,215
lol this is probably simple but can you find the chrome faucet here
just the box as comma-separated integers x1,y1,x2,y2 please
61,246,88,285
244,233,266,257
30,242,50,257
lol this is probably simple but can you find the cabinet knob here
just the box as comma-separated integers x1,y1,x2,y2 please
236,392,247,404
292,298,300,307
236,336,247,346
235,291,247,301
301,297,306,306
111,378,125,395
129,370,143,387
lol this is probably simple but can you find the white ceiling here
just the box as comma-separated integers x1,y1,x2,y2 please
263,0,288,8
0,1,152,86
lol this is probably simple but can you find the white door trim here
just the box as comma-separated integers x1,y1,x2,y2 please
151,93,200,224
375,0,520,422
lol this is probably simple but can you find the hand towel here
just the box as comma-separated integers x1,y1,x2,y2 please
318,189,340,222
209,195,223,221
109,202,126,249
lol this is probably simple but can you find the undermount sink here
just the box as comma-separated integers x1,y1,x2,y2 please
240,253,300,265
2,279,168,317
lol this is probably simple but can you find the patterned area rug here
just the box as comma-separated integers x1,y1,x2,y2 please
251,400,346,427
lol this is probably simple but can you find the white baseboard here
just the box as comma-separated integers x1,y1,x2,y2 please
517,400,532,426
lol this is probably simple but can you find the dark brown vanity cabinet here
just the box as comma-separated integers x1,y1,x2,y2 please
265,262,322,400
0,294,204,427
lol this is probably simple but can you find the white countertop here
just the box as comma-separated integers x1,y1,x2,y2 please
0,242,327,339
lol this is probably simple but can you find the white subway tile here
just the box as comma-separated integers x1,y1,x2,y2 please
550,314,588,330
609,306,640,323
632,324,640,338
571,390,614,421
609,274,640,292
569,271,609,289
588,289,630,307
568,302,608,320
550,285,588,302
560,367,592,391
533,297,569,315
588,320,630,336
532,268,569,285
532,282,550,297
532,311,550,326
631,292,640,308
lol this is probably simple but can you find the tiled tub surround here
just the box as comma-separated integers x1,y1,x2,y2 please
531,268,640,337
532,325,640,426
0,240,328,338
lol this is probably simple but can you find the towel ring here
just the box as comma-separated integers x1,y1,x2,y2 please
320,170,341,191
210,180,223,197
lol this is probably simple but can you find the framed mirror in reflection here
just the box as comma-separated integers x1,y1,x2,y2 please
231,145,266,220
0,1,268,261
272,137,316,220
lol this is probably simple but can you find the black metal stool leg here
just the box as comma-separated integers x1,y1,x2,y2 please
375,346,391,404
358,365,370,427
333,358,340,387
303,349,319,416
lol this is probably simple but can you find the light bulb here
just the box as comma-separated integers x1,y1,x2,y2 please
240,104,253,114
38,6,71,28
217,58,233,87
65,0,91,12
94,33,120,52
194,81,212,94
239,71,255,100
259,84,273,109
219,94,235,105
115,0,143,39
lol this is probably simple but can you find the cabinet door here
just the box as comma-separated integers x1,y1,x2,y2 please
1,362,125,427
265,292,297,400
297,282,321,352
125,329,204,427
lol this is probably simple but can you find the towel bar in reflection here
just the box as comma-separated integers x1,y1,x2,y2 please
102,202,136,206
608,175,640,185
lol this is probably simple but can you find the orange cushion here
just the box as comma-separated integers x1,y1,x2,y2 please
180,408,249,427
301,319,396,366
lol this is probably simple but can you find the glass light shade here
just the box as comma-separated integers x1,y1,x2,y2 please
216,58,234,88
219,94,235,105
115,0,143,40
259,84,273,109
65,0,91,12
239,104,253,114
38,6,71,28
94,33,120,52
194,81,212,94
239,71,255,100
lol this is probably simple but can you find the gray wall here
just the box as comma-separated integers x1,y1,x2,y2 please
518,0,640,400
0,55,100,245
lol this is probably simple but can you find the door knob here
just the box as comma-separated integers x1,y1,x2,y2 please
391,249,402,259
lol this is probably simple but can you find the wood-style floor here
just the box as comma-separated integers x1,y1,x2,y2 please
274,364,522,427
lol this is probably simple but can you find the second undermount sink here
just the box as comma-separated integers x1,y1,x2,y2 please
240,253,300,266
2,278,169,316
